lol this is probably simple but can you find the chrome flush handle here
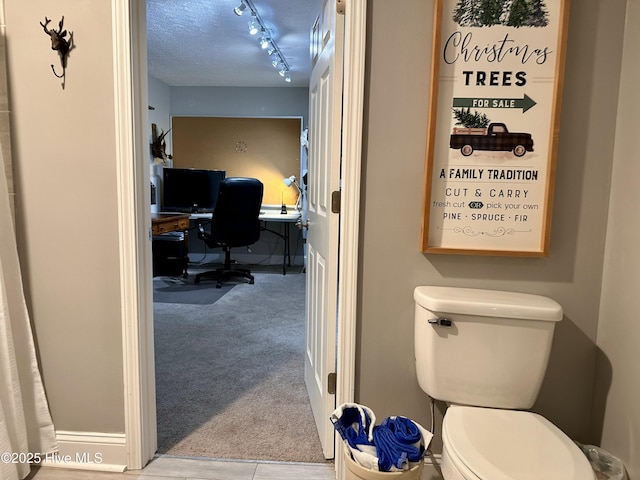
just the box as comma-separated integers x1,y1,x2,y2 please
428,317,452,327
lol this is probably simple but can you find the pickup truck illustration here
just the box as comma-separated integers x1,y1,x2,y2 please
450,123,534,157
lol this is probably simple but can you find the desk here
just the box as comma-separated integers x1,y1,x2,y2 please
159,207,301,275
189,206,301,275
151,213,191,277
151,213,191,235
259,206,301,275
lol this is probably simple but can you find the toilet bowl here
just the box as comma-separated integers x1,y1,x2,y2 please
440,406,594,480
413,286,595,479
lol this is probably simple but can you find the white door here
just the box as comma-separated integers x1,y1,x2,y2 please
305,0,344,460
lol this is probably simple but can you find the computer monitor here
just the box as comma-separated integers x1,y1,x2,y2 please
162,168,226,213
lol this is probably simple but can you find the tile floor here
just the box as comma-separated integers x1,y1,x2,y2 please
25,454,444,479
25,455,336,480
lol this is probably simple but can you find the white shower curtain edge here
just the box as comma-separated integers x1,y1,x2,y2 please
0,144,57,479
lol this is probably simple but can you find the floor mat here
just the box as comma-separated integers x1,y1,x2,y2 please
153,275,236,305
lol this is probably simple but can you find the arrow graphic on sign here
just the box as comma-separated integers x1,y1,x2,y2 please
453,94,537,113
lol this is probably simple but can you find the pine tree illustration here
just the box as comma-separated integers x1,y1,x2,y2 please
454,0,549,28
505,0,531,27
452,108,490,128
453,0,485,27
479,0,502,26
525,0,549,26
452,0,469,25
499,0,514,24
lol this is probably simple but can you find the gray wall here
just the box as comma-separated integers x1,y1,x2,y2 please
595,0,640,475
148,75,172,215
5,0,125,433
170,86,309,124
148,75,172,160
357,0,626,454
147,80,310,161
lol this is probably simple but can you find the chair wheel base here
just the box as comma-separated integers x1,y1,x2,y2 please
194,267,255,288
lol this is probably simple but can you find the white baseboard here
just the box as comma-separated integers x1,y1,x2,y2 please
40,431,127,472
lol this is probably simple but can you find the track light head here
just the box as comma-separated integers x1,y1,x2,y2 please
259,32,270,49
248,15,259,35
234,2,247,15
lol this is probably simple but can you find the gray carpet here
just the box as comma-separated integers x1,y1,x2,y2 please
153,270,327,463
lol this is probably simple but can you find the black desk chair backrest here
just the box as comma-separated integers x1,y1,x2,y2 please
210,177,263,247
195,177,264,287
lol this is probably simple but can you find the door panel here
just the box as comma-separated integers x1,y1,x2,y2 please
304,0,344,460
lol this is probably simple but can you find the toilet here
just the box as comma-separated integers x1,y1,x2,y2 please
414,286,595,480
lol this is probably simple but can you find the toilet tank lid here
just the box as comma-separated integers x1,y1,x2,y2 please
414,286,563,322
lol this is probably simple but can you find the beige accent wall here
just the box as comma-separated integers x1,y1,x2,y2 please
5,0,125,433
359,0,626,455
172,116,301,205
595,0,640,476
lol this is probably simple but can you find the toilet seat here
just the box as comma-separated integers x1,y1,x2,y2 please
442,406,595,480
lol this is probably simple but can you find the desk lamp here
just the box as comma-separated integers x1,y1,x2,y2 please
283,175,302,212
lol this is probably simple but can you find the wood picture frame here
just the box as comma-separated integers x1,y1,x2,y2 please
421,0,571,256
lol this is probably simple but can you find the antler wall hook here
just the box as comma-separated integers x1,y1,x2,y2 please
40,16,75,89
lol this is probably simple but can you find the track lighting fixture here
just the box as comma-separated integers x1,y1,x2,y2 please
234,1,247,16
248,15,259,35
234,0,292,83
259,33,270,49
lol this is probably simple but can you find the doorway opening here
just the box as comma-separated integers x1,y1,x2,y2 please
121,0,364,471
145,0,323,465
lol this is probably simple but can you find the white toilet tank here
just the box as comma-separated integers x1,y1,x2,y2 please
414,286,563,409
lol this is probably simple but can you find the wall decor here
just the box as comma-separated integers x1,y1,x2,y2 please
40,16,75,89
421,0,570,256
151,123,171,164
235,141,248,153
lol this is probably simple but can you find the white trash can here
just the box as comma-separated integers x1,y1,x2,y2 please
343,446,424,480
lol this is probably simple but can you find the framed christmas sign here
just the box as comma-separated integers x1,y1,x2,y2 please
421,0,570,256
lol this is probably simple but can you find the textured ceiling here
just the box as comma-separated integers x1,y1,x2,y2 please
146,0,322,88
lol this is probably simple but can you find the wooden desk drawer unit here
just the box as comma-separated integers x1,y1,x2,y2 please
151,214,190,235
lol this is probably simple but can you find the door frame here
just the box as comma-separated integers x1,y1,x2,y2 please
333,3,367,475
115,0,367,475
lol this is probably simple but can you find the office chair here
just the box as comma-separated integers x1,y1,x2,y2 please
194,177,264,288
